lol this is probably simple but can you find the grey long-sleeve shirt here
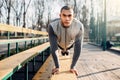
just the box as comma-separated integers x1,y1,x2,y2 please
48,18,84,69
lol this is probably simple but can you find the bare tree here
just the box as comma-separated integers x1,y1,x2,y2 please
73,0,77,17
23,0,31,28
11,0,24,26
45,0,52,31
63,0,70,5
33,0,45,31
4,0,12,24
0,0,4,23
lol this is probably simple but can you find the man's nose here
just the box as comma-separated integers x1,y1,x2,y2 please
66,16,69,21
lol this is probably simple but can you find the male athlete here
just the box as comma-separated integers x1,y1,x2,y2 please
48,5,84,76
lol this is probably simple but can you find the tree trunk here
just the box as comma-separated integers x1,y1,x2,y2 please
7,0,11,24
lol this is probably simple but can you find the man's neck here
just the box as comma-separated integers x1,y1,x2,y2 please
61,22,70,28
63,26,70,28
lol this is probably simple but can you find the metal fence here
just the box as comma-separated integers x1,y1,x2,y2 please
89,0,120,50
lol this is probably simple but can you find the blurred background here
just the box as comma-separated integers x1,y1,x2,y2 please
0,0,120,50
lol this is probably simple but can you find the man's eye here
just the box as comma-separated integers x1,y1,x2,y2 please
68,15,72,17
63,14,66,17
63,14,72,17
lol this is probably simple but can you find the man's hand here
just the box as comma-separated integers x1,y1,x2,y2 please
70,69,78,76
52,68,59,75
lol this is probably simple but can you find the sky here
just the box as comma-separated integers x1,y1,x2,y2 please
107,0,120,21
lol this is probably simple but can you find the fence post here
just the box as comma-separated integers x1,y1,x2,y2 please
7,43,10,57
103,0,107,51
7,31,10,39
16,42,19,53
24,41,27,50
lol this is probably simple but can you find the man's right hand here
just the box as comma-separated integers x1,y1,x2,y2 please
52,68,59,75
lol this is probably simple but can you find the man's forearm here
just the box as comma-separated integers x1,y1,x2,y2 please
48,25,59,68
70,39,81,69
71,25,84,69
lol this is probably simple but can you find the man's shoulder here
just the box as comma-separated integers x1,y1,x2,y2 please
49,18,60,28
50,18,60,24
73,18,83,26
73,18,81,23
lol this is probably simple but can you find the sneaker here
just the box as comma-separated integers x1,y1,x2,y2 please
61,50,70,56
65,51,69,55
61,51,65,56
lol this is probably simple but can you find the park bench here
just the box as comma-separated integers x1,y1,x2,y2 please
0,23,48,58
0,37,48,58
0,23,50,80
0,42,50,80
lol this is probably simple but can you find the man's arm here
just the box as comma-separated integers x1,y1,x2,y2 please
48,25,59,68
70,24,84,69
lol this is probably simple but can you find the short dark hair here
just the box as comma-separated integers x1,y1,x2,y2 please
60,5,73,12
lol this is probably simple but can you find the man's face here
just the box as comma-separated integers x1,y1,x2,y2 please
60,9,74,27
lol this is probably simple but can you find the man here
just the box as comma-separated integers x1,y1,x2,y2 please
48,5,84,76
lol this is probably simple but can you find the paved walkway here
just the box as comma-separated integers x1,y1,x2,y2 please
76,43,120,80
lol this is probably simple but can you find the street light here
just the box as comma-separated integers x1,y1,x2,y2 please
103,0,107,50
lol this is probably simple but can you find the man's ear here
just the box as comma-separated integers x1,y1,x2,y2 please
59,14,61,17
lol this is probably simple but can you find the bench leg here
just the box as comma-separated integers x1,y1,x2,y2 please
7,43,10,57
25,62,28,80
42,52,45,64
33,57,35,72
16,42,19,53
24,41,27,50
8,76,12,80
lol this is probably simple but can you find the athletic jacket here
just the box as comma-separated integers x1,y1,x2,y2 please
50,18,84,51
48,18,84,69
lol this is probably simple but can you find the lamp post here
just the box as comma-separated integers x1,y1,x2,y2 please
89,0,95,42
103,0,107,50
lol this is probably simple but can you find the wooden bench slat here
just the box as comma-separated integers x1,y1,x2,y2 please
0,42,50,80
0,37,48,45
0,23,48,35
32,53,77,80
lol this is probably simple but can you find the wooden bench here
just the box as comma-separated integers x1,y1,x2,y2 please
32,52,77,80
0,23,48,35
0,42,50,80
32,55,54,80
0,37,48,57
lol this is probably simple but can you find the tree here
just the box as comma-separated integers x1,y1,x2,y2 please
4,0,12,24
81,5,89,29
23,0,31,28
0,0,4,23
33,0,45,31
73,0,77,17
11,0,24,26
